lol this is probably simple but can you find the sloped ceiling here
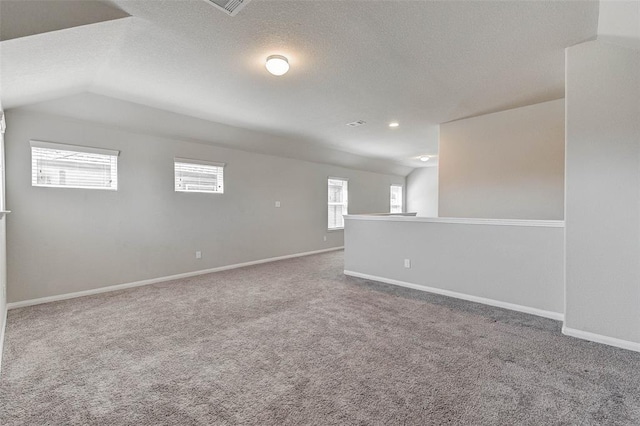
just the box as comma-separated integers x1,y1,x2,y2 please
0,0,599,174
597,0,640,50
0,0,129,41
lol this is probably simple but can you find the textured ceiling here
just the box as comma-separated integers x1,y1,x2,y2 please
0,17,132,108
0,0,599,172
18,92,414,176
597,0,640,50
0,0,129,41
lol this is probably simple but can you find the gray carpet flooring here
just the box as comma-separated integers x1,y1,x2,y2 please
2,250,640,425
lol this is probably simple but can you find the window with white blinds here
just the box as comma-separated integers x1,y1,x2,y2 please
31,141,119,190
175,158,225,194
1,113,6,210
328,178,348,230
390,184,403,213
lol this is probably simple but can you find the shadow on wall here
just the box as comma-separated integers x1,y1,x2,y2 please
406,166,438,217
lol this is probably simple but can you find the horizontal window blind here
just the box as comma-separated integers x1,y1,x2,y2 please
328,178,348,229
390,184,403,213
175,158,225,194
31,142,118,190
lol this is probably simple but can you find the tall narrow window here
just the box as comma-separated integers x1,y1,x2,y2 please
390,184,403,213
328,178,348,230
175,158,225,194
31,141,119,190
1,112,5,210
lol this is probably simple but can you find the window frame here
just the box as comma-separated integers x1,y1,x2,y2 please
30,140,119,191
390,184,403,213
327,177,348,231
174,157,226,194
0,112,5,211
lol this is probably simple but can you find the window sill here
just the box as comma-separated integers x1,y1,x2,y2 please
327,227,344,232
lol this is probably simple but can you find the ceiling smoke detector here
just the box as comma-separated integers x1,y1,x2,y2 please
346,120,366,127
202,0,251,16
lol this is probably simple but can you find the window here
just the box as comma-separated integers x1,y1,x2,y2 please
390,184,403,213
1,112,5,210
31,141,119,190
175,158,225,194
328,178,348,229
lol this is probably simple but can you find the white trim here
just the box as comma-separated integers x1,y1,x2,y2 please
562,326,640,353
344,215,564,228
344,270,564,321
360,212,417,217
0,306,6,374
7,247,344,310
30,140,120,156
174,157,225,168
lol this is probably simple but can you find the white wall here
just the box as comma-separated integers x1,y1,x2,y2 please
564,40,640,345
439,99,565,220
5,109,404,303
406,166,438,217
344,217,564,318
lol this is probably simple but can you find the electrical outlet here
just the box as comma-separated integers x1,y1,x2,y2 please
275,201,281,208
404,259,411,268
196,251,202,259
323,235,327,241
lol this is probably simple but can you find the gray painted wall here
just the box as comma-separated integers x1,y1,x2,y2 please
344,217,564,316
439,99,565,220
5,109,404,303
565,40,640,343
406,167,438,217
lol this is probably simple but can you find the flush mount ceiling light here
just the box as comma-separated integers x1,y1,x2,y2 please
389,122,400,128
420,155,430,162
265,55,289,76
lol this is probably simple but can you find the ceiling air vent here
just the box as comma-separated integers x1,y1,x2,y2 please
346,120,366,127
203,0,251,16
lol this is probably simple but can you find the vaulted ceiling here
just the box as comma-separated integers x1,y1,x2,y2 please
1,0,599,174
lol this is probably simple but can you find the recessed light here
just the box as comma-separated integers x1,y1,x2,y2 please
265,55,289,76
389,122,399,128
420,156,430,162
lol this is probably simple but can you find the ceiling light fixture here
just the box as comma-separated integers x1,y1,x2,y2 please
420,156,430,162
265,55,289,76
389,122,399,128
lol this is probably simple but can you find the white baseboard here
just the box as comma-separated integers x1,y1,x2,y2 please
344,270,564,321
0,306,6,374
562,326,640,353
7,246,344,310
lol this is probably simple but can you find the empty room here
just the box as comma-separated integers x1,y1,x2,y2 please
1,0,639,424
